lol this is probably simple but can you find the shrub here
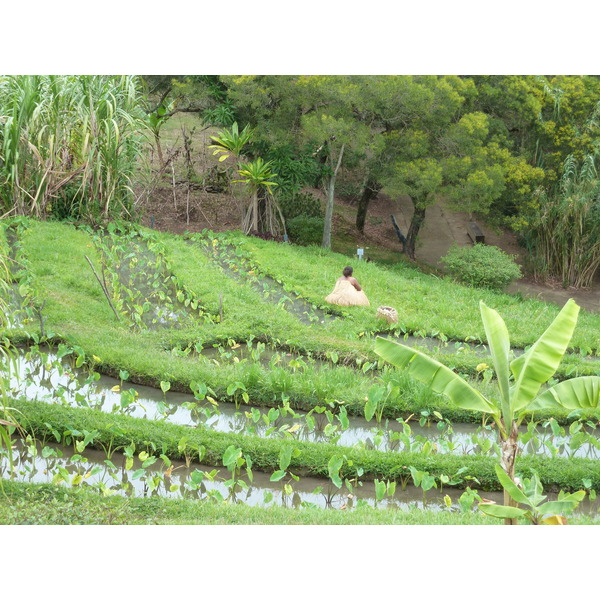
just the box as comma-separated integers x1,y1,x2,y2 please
441,243,522,290
278,191,323,222
287,216,324,246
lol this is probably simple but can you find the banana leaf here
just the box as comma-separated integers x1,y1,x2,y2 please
510,299,580,413
529,375,600,410
479,503,526,519
480,301,512,425
374,337,496,414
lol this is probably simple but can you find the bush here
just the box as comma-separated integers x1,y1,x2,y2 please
287,216,324,246
278,191,323,222
441,243,522,290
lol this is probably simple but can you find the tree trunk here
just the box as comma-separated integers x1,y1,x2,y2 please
356,177,381,233
154,131,165,170
403,199,426,260
322,143,345,249
252,190,258,233
500,421,520,525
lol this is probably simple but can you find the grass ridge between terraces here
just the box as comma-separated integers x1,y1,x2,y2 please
13,399,600,493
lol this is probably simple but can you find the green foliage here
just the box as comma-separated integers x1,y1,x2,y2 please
287,216,324,246
479,464,585,524
202,100,236,127
523,153,600,288
0,75,147,222
261,144,326,194
441,243,522,290
277,191,323,222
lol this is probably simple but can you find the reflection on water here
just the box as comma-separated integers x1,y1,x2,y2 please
3,439,599,517
7,347,600,460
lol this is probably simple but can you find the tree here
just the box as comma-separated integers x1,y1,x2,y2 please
374,298,600,525
209,123,285,236
297,77,373,249
234,157,285,235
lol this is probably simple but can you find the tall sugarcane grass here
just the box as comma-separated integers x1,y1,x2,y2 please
0,226,18,470
0,75,148,221
526,153,600,288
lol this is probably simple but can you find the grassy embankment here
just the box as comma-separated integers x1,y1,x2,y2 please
2,218,600,524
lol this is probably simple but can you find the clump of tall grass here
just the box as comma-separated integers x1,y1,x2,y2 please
526,153,600,288
0,230,19,470
0,75,148,222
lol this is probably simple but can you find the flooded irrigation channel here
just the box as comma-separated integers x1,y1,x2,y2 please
2,438,504,511
200,242,336,326
7,347,600,460
375,331,600,364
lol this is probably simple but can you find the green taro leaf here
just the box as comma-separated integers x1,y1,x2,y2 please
270,470,287,482
279,445,293,471
222,445,242,468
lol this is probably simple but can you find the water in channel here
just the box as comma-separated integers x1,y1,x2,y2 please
7,347,600,460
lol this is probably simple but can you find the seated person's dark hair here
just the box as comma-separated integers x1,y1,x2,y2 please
343,266,353,277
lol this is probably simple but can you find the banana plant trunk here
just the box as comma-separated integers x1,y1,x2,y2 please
500,421,519,525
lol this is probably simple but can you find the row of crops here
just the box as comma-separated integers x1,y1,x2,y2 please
2,218,600,522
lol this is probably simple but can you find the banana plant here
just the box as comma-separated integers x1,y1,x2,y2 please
147,97,176,169
479,464,585,524
374,298,600,524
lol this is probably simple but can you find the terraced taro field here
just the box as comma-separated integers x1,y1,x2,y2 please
2,218,600,523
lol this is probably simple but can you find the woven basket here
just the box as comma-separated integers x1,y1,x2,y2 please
376,305,398,324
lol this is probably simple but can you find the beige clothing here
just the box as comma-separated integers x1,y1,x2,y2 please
325,278,370,307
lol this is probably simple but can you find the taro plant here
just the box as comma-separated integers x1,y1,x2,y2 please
373,478,397,507
270,445,302,501
375,298,600,524
222,445,253,501
364,382,397,425
409,466,437,506
227,381,249,410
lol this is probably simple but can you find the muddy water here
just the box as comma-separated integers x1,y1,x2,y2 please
8,349,600,460
3,439,599,517
376,331,600,364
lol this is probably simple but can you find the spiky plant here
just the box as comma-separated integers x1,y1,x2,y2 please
234,157,285,236
528,153,600,287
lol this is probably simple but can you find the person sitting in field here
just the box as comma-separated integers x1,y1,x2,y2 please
325,266,370,307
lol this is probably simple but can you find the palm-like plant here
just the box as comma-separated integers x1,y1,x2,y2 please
374,298,600,524
234,158,285,235
208,122,253,162
529,153,600,288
